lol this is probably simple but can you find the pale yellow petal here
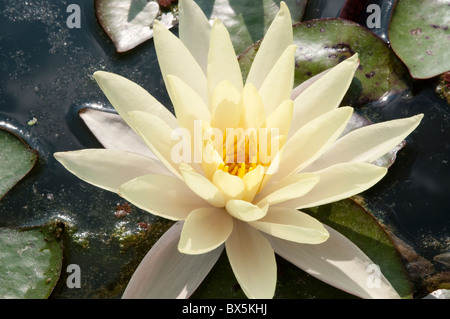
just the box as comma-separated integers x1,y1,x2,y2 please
93,71,178,130
212,170,245,201
225,200,269,222
118,174,206,221
263,99,294,137
207,19,243,105
54,149,170,193
153,20,207,103
179,163,225,207
289,54,359,137
258,45,297,115
250,207,329,244
241,165,265,202
241,83,266,129
179,207,233,255
179,0,211,74
210,81,243,133
306,114,424,171
225,220,277,299
279,162,387,209
246,2,293,90
127,111,181,177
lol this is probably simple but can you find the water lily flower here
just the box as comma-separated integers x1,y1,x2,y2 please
54,0,423,299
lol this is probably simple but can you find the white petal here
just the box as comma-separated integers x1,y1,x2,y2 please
289,54,359,137
119,174,206,221
225,220,277,299
153,20,208,103
225,200,269,222
267,225,401,299
279,162,387,210
179,0,211,74
179,207,233,254
250,207,329,244
54,149,169,193
93,71,178,130
79,108,156,159
123,221,223,299
305,114,424,171
212,170,245,201
246,2,293,90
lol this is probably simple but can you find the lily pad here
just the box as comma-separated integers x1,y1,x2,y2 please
0,128,37,200
192,198,412,299
388,0,450,79
95,0,178,53
239,18,409,106
0,222,64,299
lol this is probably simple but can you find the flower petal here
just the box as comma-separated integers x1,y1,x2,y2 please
256,173,320,206
305,114,424,171
179,0,211,74
289,54,359,137
179,207,233,255
210,81,242,133
212,169,245,201
79,108,156,159
241,83,266,129
266,225,401,299
127,111,181,178
258,45,297,115
153,20,207,103
279,162,387,210
207,18,243,104
119,174,206,220
225,200,269,222
225,220,277,299
245,2,293,90
54,149,169,193
250,207,329,244
123,221,223,299
267,107,353,182
263,99,294,138
93,71,178,130
179,163,226,207
241,165,265,202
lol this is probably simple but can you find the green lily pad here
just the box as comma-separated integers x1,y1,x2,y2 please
0,222,64,299
0,128,37,200
192,199,412,299
388,0,450,79
239,18,409,106
197,0,307,55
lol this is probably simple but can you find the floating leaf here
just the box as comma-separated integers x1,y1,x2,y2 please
388,0,450,79
239,18,409,106
0,222,64,299
193,199,412,299
0,128,37,200
95,0,177,53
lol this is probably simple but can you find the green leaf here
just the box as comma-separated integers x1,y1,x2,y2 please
0,222,64,299
192,199,412,299
388,0,450,79
0,128,37,200
239,18,409,106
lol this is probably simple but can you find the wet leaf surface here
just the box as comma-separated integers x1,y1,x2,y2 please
0,222,64,298
0,128,37,200
388,0,450,79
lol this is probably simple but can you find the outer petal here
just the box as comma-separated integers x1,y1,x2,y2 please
179,0,211,74
258,45,297,115
119,174,207,221
245,2,293,90
279,162,387,210
289,54,359,137
250,207,329,244
123,221,223,299
179,207,233,255
54,149,170,193
207,19,243,104
266,225,401,299
225,220,277,299
153,20,207,103
305,114,424,171
79,108,156,159
93,71,178,130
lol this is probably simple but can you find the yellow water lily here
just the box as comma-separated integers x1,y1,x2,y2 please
54,0,422,299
